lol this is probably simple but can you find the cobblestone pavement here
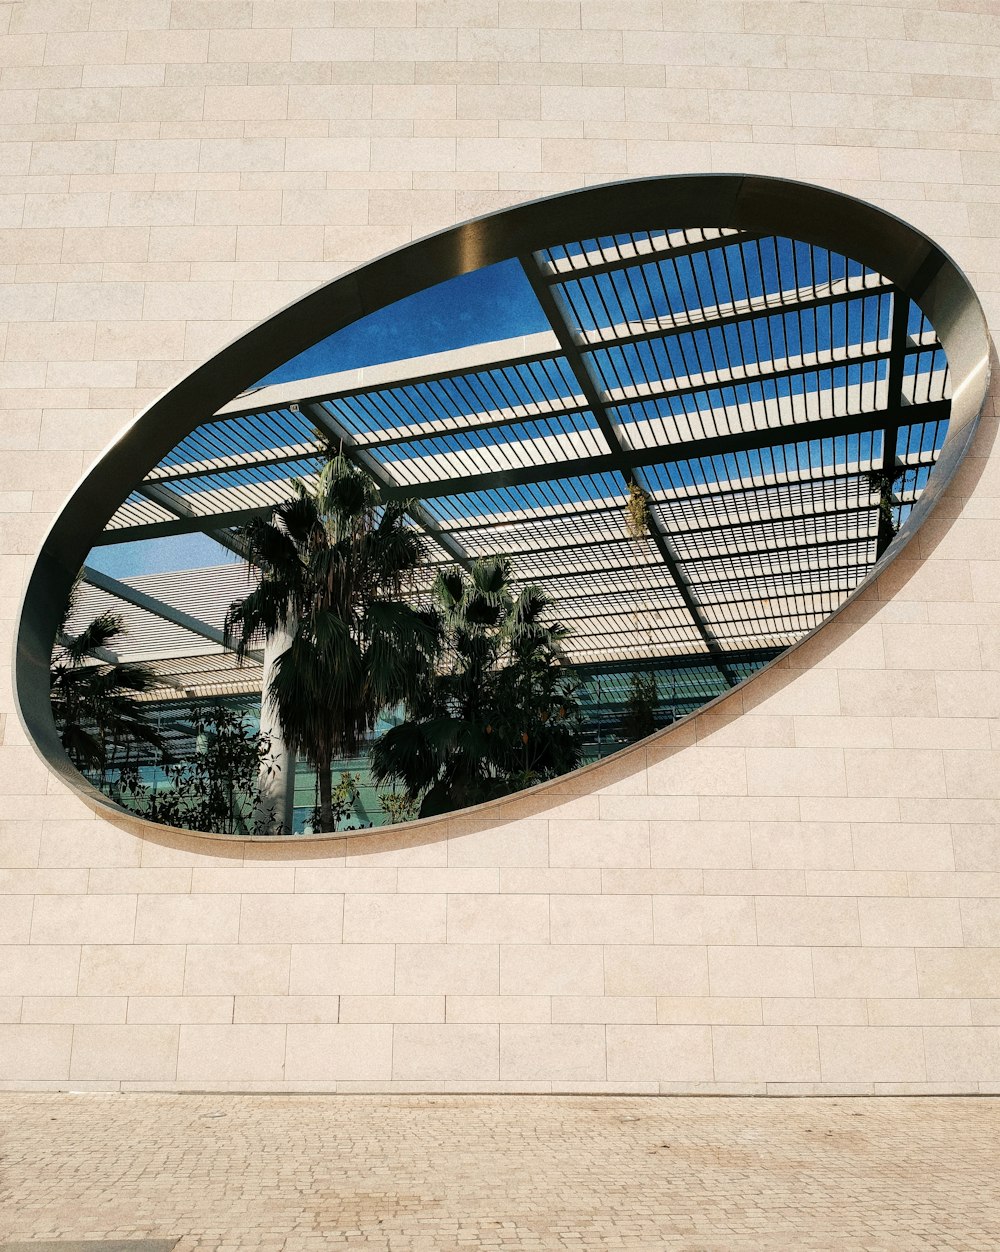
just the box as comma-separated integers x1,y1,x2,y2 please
1,1094,999,1250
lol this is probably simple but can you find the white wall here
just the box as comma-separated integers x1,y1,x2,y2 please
2,0,999,1092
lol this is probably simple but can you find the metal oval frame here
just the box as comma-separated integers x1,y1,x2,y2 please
12,173,993,839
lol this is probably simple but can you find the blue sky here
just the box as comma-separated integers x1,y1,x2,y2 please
89,259,548,579
89,532,240,580
86,241,943,580
255,258,549,388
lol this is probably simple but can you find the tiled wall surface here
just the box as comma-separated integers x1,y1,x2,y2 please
2,0,1000,1092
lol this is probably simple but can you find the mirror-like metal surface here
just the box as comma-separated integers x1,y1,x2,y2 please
13,175,991,835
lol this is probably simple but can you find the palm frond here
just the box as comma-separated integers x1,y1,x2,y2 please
268,615,367,760
276,489,322,548
225,577,297,660
434,568,465,614
472,554,510,598
314,453,379,524
370,721,436,798
61,610,126,663
365,600,441,708
242,514,304,581
59,723,105,770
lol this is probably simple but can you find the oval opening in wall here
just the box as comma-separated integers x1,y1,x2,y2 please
13,175,991,838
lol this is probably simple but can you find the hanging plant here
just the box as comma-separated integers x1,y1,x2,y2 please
863,466,906,531
625,479,650,539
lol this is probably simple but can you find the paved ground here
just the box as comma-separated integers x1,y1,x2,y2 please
1,1094,998,1250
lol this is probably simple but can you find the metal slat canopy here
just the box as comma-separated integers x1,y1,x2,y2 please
86,222,952,707
18,173,990,832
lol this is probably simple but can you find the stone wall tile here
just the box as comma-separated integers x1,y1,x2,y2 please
548,819,649,869
500,1024,605,1080
182,944,290,996
500,944,604,996
0,1024,73,1080
606,1023,713,1081
552,995,655,1024
650,821,751,869
447,994,549,1023
447,894,548,944
712,1025,820,1083
239,893,345,944
30,895,136,945
754,897,860,948
858,899,964,948
923,1026,1000,1082
0,946,81,997
70,1024,178,1080
916,949,1000,999
290,944,395,996
176,1023,286,1081
603,946,708,998
392,1023,499,1080
127,996,234,1024
285,1023,393,1079
819,1027,926,1083
550,895,650,945
396,943,498,995
343,893,446,944
134,893,240,944
652,895,756,946
708,947,814,998
2,0,1000,1094
339,995,443,1023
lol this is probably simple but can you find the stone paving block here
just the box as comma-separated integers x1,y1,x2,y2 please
1,1095,999,1248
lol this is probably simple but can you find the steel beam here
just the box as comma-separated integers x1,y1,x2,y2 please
675,530,877,567
108,398,947,548
102,506,276,546
135,480,249,559
574,279,894,354
377,400,948,503
215,343,563,425
538,229,764,284
569,646,783,678
146,442,320,486
874,290,913,558
520,252,741,685
302,401,474,573
82,565,263,663
600,344,895,413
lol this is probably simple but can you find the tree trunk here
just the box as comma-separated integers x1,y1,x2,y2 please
317,756,334,832
256,621,296,835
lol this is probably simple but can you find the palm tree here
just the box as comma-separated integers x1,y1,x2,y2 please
50,583,164,780
224,454,440,832
371,555,583,817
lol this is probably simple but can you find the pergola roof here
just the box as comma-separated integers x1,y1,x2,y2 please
89,226,952,696
71,564,262,703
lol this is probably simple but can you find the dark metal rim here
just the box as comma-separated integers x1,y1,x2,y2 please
12,173,992,840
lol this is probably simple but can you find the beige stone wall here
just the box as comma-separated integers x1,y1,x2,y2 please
2,0,999,1092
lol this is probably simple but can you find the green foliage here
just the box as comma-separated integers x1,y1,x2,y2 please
378,787,420,826
310,771,363,833
109,704,280,837
863,466,906,535
50,581,164,779
624,478,650,539
371,555,583,817
225,454,440,832
618,672,661,744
